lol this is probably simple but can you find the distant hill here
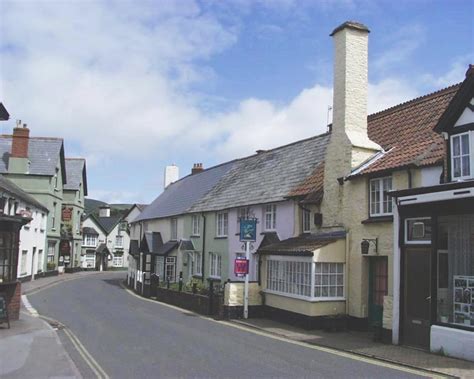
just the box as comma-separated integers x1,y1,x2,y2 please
84,198,133,218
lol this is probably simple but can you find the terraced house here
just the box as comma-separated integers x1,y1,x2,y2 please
127,21,473,360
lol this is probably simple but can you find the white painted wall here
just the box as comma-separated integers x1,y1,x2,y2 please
454,98,474,127
81,217,106,269
431,325,474,362
420,166,443,187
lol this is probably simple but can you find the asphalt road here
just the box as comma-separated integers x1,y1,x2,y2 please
28,272,426,379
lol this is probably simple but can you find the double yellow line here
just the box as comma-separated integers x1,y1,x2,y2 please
40,314,109,379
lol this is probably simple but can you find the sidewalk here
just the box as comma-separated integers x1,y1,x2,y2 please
0,310,81,378
232,318,474,379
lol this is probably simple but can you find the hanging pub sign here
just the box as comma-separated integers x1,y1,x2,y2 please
62,207,73,221
239,219,257,242
234,258,249,276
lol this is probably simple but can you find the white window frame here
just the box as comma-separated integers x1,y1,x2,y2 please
83,234,97,247
369,176,393,217
404,217,432,245
113,255,123,267
37,249,43,272
191,215,200,236
450,131,473,180
115,235,123,248
314,262,345,300
165,256,176,282
170,218,178,240
216,212,228,237
20,250,28,275
264,204,277,231
47,242,56,263
302,209,311,233
209,252,222,279
264,256,345,301
192,251,202,276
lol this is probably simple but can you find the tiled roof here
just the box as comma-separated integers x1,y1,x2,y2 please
64,158,87,194
287,162,325,204
353,83,461,176
92,215,121,235
179,239,195,251
0,175,48,212
190,134,330,212
142,231,164,253
134,161,236,222
257,231,346,256
82,226,99,236
155,241,179,256
0,136,65,177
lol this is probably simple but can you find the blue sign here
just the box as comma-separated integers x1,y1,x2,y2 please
240,219,257,242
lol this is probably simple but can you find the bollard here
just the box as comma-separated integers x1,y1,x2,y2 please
192,282,197,294
178,271,183,291
167,277,170,289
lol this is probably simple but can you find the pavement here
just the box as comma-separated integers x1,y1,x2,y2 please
0,271,101,379
231,318,474,379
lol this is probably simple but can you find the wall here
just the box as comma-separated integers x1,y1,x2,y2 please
431,325,474,362
224,282,262,306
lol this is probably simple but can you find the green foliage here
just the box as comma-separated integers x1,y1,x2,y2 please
46,262,56,271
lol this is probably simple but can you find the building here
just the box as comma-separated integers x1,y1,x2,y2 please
390,66,474,360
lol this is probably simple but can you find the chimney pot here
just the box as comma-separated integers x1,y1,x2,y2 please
11,123,30,158
191,163,204,175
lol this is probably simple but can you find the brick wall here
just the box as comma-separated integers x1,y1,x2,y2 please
0,281,21,321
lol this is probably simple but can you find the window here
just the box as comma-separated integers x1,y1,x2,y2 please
170,218,178,240
266,258,345,300
267,260,312,297
76,211,81,234
192,215,200,236
47,242,56,263
302,209,311,233
369,177,392,216
451,132,472,180
405,218,432,244
264,204,277,230
54,168,59,189
113,255,123,267
20,250,28,275
192,251,202,276
83,234,97,247
165,257,176,282
237,207,250,225
40,213,46,231
37,250,43,272
314,263,344,298
115,235,123,248
216,212,228,237
209,252,222,278
52,202,57,229
85,251,95,268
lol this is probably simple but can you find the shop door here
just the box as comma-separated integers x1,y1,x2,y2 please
403,247,431,349
368,257,388,328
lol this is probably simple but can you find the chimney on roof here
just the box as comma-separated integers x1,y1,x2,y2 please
164,164,179,188
11,121,30,158
330,21,379,157
256,149,266,154
466,64,474,78
191,163,204,175
99,206,110,218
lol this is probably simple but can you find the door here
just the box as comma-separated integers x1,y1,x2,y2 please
368,257,388,328
403,247,431,349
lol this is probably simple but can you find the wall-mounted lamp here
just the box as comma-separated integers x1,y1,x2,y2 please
361,238,378,255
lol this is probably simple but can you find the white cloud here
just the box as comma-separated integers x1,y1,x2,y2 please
421,55,474,88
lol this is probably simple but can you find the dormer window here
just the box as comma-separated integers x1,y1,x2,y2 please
451,132,472,180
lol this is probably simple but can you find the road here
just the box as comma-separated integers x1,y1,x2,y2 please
28,272,426,378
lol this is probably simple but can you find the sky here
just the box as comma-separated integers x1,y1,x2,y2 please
0,0,473,204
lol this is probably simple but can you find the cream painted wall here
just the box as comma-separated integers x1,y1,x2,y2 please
265,294,345,317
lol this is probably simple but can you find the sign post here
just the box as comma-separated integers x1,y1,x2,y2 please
239,218,257,319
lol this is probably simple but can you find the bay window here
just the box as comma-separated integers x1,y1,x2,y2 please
369,177,392,216
83,234,97,247
266,257,345,300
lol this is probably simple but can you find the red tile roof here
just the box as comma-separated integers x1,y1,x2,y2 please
287,162,324,202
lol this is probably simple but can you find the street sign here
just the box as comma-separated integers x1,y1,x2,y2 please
234,258,249,276
239,219,257,241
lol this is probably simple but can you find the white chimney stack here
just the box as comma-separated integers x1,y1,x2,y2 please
164,165,179,188
330,21,380,156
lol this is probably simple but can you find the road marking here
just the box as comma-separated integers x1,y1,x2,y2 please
121,283,449,379
21,295,39,317
22,293,109,379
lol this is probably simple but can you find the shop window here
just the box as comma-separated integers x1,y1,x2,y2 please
267,260,312,297
436,215,474,328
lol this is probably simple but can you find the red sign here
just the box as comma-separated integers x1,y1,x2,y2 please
234,258,249,276
62,207,72,221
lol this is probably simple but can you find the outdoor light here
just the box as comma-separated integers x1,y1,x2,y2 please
361,238,378,255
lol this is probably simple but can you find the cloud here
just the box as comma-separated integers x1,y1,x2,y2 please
421,55,474,88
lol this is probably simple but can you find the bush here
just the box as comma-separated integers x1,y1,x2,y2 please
46,262,56,271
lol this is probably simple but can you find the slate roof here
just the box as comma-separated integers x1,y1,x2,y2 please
142,231,164,253
257,231,346,256
134,161,237,222
179,239,195,251
0,103,9,121
350,83,461,177
0,136,66,181
0,175,48,212
190,134,330,212
96,216,122,235
64,158,88,195
155,241,179,256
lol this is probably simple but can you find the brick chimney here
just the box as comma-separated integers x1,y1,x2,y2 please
191,163,204,175
11,121,30,158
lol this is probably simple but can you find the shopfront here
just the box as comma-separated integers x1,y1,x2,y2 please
392,182,474,361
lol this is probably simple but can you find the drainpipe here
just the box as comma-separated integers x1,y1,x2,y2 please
392,197,401,344
407,169,412,189
201,213,206,284
345,230,350,316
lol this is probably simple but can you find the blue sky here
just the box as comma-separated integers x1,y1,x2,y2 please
0,0,472,204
